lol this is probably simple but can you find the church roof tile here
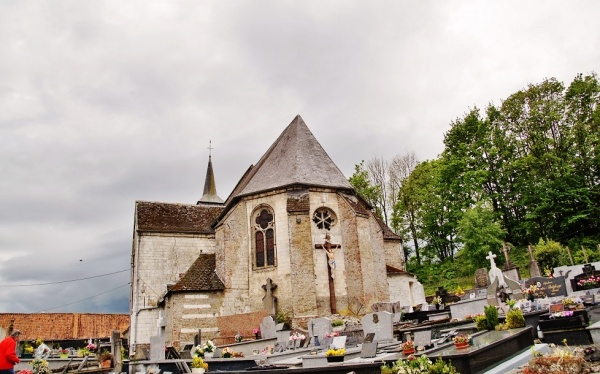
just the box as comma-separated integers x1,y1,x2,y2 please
136,201,222,233
228,115,353,200
168,254,224,292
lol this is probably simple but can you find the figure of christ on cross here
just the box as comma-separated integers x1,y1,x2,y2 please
315,233,341,314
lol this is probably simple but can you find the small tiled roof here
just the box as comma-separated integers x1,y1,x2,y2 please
167,254,225,292
136,201,223,233
0,313,129,341
229,115,353,200
373,214,403,241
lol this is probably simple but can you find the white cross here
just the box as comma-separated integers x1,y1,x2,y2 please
486,251,497,268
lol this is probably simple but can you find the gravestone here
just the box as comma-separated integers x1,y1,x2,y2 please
413,330,432,348
487,251,508,289
150,335,165,361
331,336,347,349
261,278,278,316
486,277,499,306
260,316,277,339
372,302,394,313
360,333,377,358
411,281,426,306
475,268,489,288
361,311,394,342
308,317,332,345
525,276,567,297
504,275,525,300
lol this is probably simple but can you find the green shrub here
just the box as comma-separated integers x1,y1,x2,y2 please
484,305,499,330
506,308,525,329
475,315,489,331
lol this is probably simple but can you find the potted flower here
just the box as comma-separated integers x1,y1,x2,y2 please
453,334,470,349
202,340,216,359
325,348,345,363
31,358,50,374
401,340,415,355
432,296,442,310
289,332,306,349
59,348,70,359
98,350,113,368
22,342,34,358
253,327,260,340
192,345,204,358
191,356,208,374
221,347,234,358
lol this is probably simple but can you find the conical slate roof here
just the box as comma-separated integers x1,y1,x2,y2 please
231,115,352,199
197,155,224,205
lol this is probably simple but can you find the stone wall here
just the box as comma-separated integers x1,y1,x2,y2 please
166,292,223,349
131,232,215,349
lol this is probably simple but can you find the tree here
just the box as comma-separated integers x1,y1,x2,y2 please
456,199,506,270
348,160,382,217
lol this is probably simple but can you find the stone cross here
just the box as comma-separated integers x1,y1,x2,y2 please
486,251,497,268
262,278,278,316
502,242,512,266
315,233,342,314
528,245,535,262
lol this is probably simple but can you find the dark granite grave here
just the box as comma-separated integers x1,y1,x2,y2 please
538,309,592,345
422,327,534,374
525,276,567,297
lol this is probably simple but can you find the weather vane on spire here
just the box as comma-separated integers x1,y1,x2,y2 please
208,140,213,157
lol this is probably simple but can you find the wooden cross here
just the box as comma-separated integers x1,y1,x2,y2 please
315,233,341,314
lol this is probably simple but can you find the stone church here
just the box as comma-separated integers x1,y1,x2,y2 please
130,115,424,355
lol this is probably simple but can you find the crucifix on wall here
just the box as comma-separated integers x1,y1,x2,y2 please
314,233,341,314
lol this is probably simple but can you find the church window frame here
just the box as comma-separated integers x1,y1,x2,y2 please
313,207,337,231
252,205,277,269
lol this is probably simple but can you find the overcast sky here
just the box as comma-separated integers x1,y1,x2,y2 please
1,1,598,314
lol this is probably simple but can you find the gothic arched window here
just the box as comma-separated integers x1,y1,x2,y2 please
254,207,276,268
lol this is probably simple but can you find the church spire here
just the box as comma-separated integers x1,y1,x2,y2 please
197,141,224,205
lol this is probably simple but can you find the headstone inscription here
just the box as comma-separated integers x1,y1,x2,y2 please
361,311,394,342
525,276,567,297
260,316,277,339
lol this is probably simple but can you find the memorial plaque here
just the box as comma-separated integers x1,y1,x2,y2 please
361,342,378,358
413,330,432,348
549,303,564,313
475,268,489,287
525,276,567,297
331,336,346,349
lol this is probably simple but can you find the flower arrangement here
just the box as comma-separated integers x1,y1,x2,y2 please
381,355,458,374
191,356,208,370
577,275,600,289
31,358,50,374
235,332,242,343
325,331,340,338
325,348,345,356
522,284,545,299
23,343,34,354
289,332,306,341
550,310,574,319
401,340,414,351
86,343,97,352
202,340,216,353
98,350,113,362
60,349,69,355
464,313,483,321
562,297,576,306
453,334,469,345
192,345,204,357
222,347,234,358
431,296,442,305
